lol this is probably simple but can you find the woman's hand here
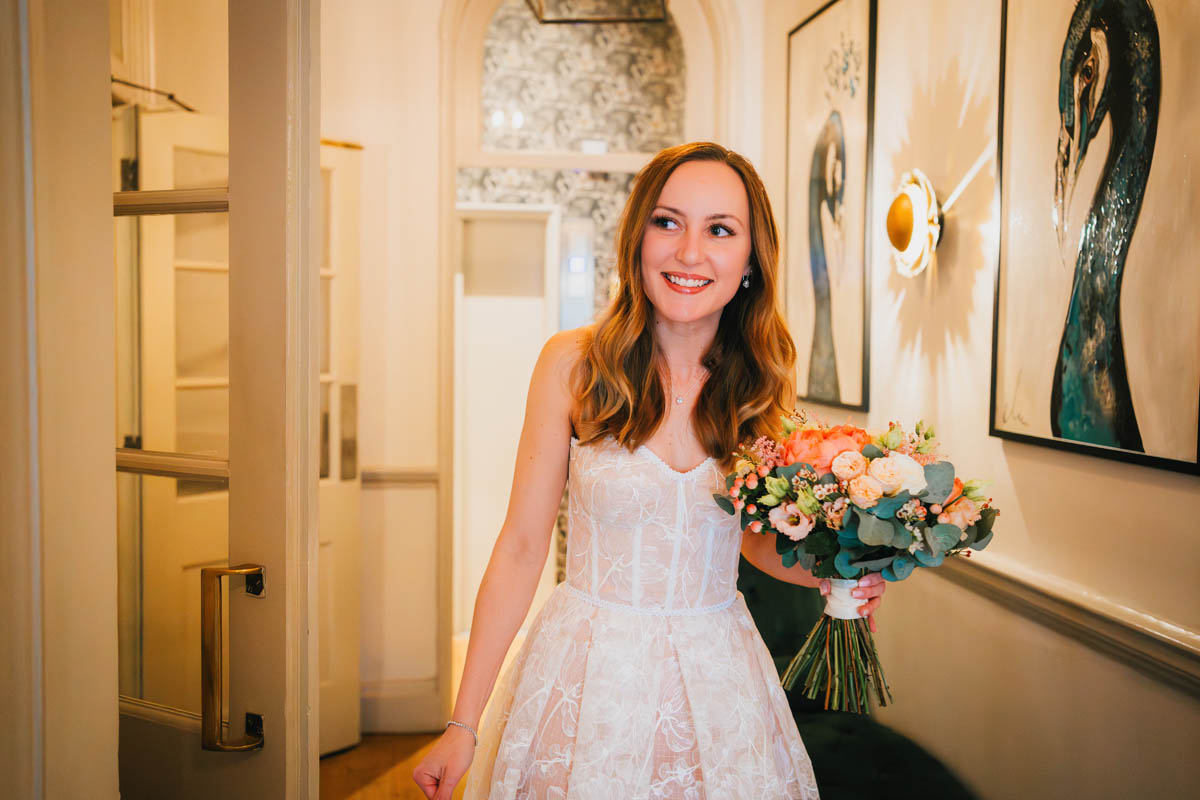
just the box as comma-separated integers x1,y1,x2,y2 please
413,726,476,800
819,573,887,632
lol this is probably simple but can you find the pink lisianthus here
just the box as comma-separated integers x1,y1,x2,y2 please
768,502,816,541
781,424,871,475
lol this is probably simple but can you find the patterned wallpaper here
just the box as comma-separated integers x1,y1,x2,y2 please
456,166,635,306
481,0,685,153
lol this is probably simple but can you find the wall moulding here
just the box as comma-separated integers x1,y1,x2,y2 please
938,557,1200,699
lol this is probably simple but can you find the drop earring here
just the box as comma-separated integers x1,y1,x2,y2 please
742,272,751,289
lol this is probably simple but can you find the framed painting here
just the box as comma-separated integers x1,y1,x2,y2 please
785,0,876,411
990,0,1200,474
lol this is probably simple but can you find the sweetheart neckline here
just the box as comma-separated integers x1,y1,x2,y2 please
570,435,716,479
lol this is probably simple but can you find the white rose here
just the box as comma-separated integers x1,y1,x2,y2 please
888,451,927,495
866,455,904,495
831,450,868,481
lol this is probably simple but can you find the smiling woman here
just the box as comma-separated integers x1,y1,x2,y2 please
414,141,887,799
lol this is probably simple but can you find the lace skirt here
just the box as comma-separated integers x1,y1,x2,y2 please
463,583,819,799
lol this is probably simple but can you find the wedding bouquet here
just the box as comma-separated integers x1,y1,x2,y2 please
714,412,998,713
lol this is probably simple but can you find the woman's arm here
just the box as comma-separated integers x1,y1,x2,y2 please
740,528,887,630
413,329,582,799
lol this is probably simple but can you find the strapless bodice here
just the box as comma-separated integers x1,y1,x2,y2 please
563,436,742,614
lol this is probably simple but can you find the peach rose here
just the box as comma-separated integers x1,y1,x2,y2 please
866,452,927,496
831,450,868,481
847,474,884,508
938,496,982,530
782,425,871,475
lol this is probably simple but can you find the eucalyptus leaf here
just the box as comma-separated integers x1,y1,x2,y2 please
797,551,816,571
837,529,863,549
868,490,911,519
803,529,838,557
856,513,895,546
976,506,998,536
713,493,734,515
926,523,962,556
882,564,898,582
781,548,799,568
834,549,863,579
971,530,994,551
890,523,915,550
740,509,753,530
776,462,805,482
819,472,840,485
913,549,944,567
725,473,737,490
922,461,956,504
890,553,916,580
850,554,896,572
861,444,884,459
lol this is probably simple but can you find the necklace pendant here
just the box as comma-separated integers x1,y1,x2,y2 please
675,395,684,405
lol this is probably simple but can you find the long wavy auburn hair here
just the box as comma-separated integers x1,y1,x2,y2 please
572,142,796,466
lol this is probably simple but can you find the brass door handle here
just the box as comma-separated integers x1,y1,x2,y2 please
201,564,265,751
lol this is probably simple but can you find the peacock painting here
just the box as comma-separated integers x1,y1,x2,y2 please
787,0,873,411
807,111,846,403
992,0,1200,472
1050,0,1160,452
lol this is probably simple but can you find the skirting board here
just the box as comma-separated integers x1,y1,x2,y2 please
937,558,1200,699
360,678,444,733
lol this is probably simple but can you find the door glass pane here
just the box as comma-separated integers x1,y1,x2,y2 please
117,472,230,717
176,268,229,379
175,147,229,190
321,276,332,375
175,211,229,263
321,167,332,270
177,386,229,458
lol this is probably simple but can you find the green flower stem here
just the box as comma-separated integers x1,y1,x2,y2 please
781,616,893,714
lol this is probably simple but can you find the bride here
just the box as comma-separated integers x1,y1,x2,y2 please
414,142,885,799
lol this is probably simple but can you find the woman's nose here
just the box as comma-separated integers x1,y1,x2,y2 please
676,227,703,265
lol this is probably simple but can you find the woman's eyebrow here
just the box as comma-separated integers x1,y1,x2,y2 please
654,204,745,226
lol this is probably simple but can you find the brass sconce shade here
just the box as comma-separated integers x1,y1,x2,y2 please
523,0,668,24
886,168,943,278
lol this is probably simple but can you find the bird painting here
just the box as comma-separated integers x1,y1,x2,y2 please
1050,0,1160,451
807,110,846,403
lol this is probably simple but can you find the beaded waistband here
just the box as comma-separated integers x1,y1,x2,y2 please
560,581,736,617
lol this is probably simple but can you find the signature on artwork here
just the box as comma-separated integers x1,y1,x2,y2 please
1000,369,1031,428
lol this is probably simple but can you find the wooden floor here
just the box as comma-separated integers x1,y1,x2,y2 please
320,734,467,799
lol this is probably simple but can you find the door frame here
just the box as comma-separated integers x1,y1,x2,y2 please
2,0,322,795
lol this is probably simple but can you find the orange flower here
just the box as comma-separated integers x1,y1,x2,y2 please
781,425,870,475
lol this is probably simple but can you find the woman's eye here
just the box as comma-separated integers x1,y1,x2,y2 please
709,224,733,237
651,215,679,230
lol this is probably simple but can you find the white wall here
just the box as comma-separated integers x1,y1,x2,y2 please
762,1,1199,797
322,0,445,730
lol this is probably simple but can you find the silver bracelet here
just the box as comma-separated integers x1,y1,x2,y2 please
446,719,478,746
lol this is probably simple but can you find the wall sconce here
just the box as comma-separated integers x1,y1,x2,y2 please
524,0,667,24
886,168,942,278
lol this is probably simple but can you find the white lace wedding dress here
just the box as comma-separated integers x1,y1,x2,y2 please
464,436,820,799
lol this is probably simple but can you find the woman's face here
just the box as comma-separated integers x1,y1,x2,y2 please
639,160,753,327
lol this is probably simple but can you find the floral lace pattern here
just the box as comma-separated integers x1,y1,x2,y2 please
465,437,819,799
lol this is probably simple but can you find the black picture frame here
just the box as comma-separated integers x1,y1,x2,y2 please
785,0,876,413
988,0,1200,475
